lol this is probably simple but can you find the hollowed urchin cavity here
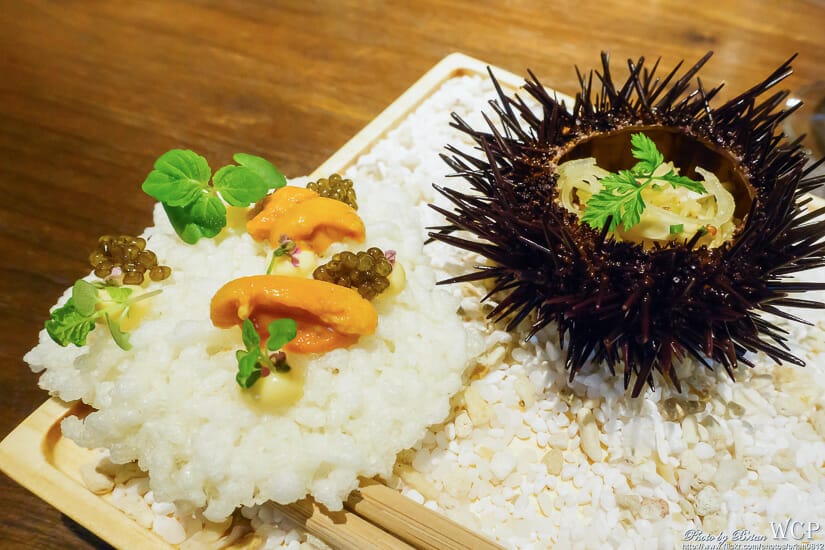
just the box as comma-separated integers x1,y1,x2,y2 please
558,126,756,231
430,52,825,396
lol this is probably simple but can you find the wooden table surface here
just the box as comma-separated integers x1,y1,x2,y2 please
1,1,823,547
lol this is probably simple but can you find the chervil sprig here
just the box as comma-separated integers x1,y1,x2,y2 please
142,150,286,244
235,318,298,388
580,133,707,232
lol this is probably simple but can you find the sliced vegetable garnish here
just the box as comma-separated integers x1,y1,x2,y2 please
142,150,286,244
45,279,161,350
235,318,298,388
581,133,708,232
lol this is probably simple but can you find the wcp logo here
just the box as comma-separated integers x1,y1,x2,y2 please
770,519,822,540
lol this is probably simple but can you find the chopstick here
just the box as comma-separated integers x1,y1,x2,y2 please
275,497,414,549
345,478,504,550
275,479,504,550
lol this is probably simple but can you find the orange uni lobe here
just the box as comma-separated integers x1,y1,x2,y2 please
247,186,365,253
210,275,377,354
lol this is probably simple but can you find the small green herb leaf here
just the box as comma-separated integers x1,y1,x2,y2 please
72,280,99,316
236,348,262,389
46,281,160,349
241,318,261,350
630,133,664,175
190,194,227,231
45,299,96,347
581,170,645,232
213,165,268,207
670,224,684,235
144,150,282,244
236,319,265,389
233,153,286,190
234,318,297,389
581,133,707,232
266,319,298,351
659,170,708,194
142,150,211,206
162,200,225,244
105,314,132,351
104,285,133,303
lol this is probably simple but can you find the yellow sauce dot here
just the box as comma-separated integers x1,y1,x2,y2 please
118,299,150,332
268,250,318,278
385,261,406,296
244,368,304,411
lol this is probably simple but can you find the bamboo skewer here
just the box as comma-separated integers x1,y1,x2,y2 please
345,478,504,550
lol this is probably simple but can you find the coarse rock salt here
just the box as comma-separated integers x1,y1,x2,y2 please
79,462,114,495
694,486,721,516
541,449,564,476
693,442,715,460
152,515,187,545
111,483,153,528
712,460,747,493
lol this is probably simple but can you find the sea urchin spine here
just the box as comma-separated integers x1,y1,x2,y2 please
430,53,825,396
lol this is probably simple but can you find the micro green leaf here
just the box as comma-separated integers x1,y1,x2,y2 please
45,299,96,347
660,170,708,194
142,150,211,206
670,224,685,235
234,318,297,389
45,280,160,349
189,194,227,231
162,204,214,244
143,150,283,244
266,319,298,351
236,348,262,388
235,319,264,389
241,318,261,350
104,285,133,303
213,165,268,207
233,153,286,190
72,280,99,316
162,197,225,245
105,314,132,351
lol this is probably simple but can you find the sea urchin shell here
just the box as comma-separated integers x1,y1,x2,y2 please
430,53,825,396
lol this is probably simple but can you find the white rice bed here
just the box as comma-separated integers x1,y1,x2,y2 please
32,75,825,549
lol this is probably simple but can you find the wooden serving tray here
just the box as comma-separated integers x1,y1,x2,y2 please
7,52,820,550
0,53,557,550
